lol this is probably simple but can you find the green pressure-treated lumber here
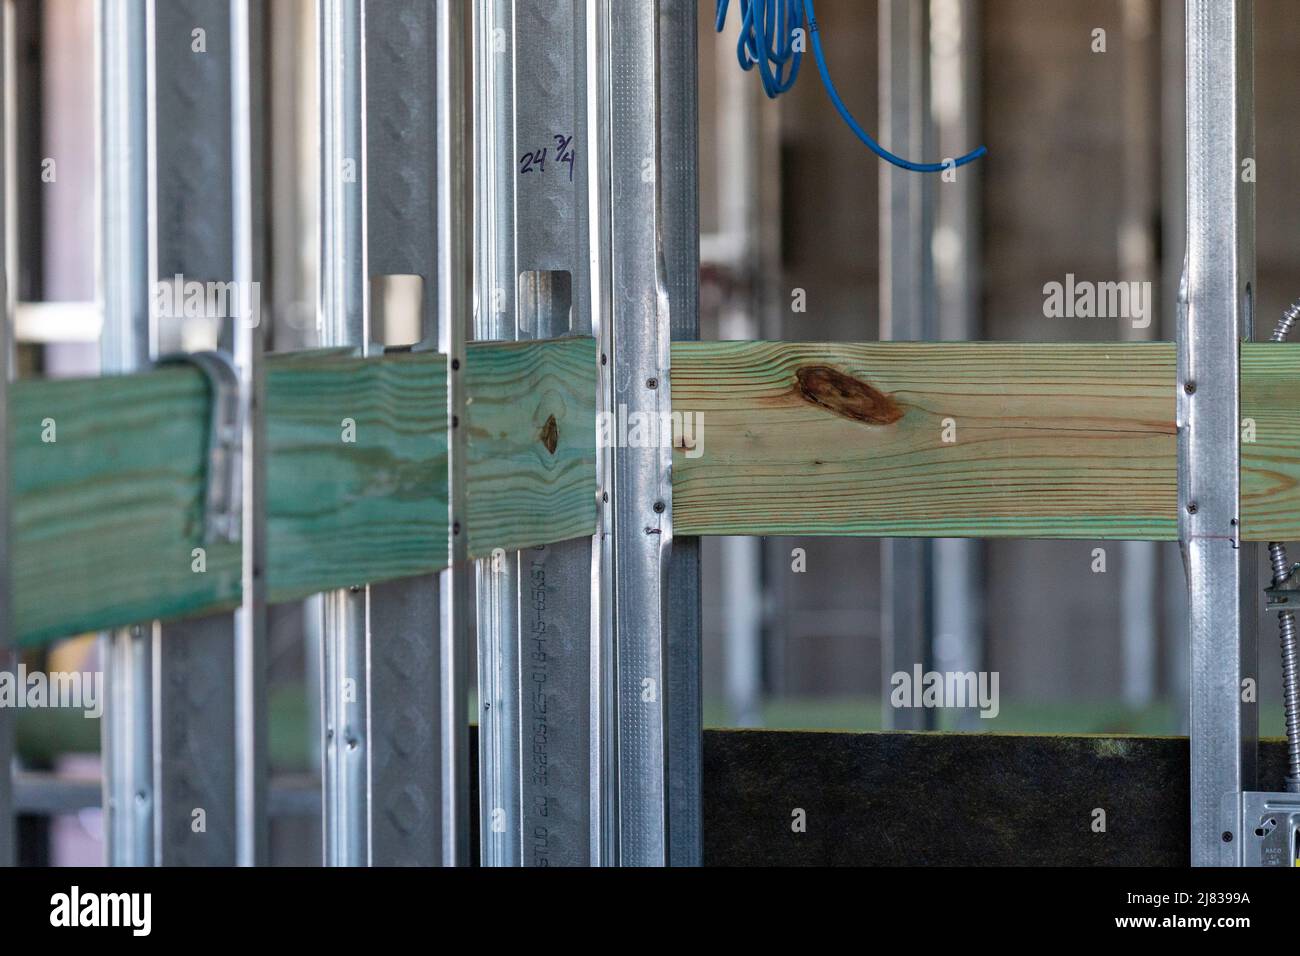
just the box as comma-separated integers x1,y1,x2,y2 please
10,337,599,647
12,366,243,646
671,340,1300,541
11,337,1300,645
464,336,599,557
263,350,449,603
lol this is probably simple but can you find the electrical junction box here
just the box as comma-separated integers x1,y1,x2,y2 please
1224,792,1300,866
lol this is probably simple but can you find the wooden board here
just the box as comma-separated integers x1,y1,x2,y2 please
1241,343,1300,538
10,338,598,647
11,336,1300,644
671,341,1180,539
11,367,243,646
263,350,449,603
464,336,598,557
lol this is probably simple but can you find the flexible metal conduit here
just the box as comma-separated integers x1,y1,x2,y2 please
1268,300,1300,792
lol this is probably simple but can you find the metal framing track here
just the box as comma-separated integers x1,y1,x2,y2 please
318,0,470,866
1182,0,1257,866
0,0,10,870
879,0,936,732
98,0,155,867
474,0,598,868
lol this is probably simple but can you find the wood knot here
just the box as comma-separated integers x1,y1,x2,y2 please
540,414,559,454
795,365,903,425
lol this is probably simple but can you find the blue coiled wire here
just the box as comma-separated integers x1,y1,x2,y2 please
715,0,987,173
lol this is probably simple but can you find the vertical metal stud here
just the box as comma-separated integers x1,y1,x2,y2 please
473,0,521,867
1117,0,1160,712
363,0,447,868
318,0,370,867
319,0,470,866
658,0,701,868
475,0,598,868
433,0,471,868
0,0,12,869
98,0,155,867
589,0,673,866
148,0,268,867
929,0,985,726
230,0,268,868
879,0,936,732
1182,0,1256,866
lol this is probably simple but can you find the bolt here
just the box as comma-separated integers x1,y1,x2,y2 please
653,500,666,514
646,377,658,389
1187,502,1198,515
1184,381,1196,395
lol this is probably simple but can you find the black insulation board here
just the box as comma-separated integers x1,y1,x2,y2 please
462,728,1287,865
698,729,1293,866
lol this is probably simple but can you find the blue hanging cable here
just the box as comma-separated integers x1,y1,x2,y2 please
716,0,987,173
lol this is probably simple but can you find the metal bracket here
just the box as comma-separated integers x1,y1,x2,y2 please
157,350,243,544
1265,562,1300,611
1223,790,1300,866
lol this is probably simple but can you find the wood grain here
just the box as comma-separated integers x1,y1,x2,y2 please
11,368,242,646
671,341,1179,539
1241,342,1300,538
464,336,598,558
10,339,598,646
264,350,448,602
11,337,1300,646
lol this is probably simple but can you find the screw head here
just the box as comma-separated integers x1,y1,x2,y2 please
653,500,666,514
1184,381,1197,394
646,377,658,389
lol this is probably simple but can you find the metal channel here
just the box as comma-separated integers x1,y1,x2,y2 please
230,0,268,868
473,0,521,868
147,0,255,867
97,0,155,867
318,0,371,867
475,0,597,868
363,0,447,867
658,0,701,867
319,0,470,866
0,0,10,869
1182,0,1257,866
879,0,935,732
432,0,471,868
930,0,985,727
589,0,674,866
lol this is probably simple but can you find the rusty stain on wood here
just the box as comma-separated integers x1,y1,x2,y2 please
795,365,904,425
540,413,559,455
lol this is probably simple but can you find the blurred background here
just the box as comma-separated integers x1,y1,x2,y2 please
9,0,1300,862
